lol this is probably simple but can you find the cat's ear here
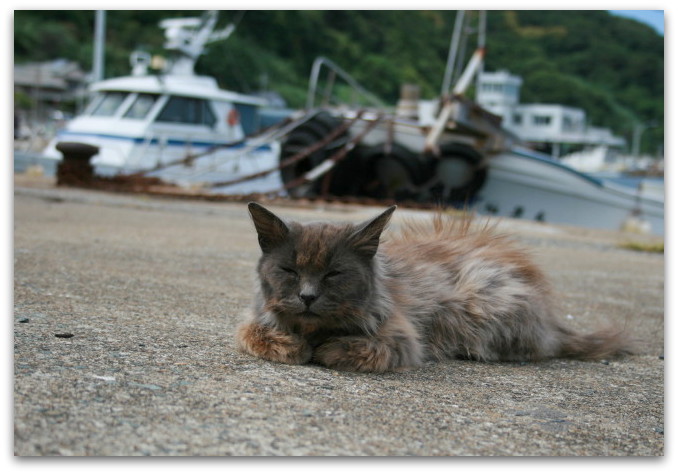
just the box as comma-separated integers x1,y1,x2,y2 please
349,205,396,258
248,202,290,253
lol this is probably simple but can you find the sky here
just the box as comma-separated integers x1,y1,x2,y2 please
609,10,665,35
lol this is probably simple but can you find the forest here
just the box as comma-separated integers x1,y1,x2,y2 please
14,10,664,154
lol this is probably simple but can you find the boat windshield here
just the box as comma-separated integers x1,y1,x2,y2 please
123,93,159,119
90,92,128,117
155,95,216,127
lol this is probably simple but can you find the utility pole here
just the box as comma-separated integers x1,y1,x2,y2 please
92,10,106,83
631,121,656,157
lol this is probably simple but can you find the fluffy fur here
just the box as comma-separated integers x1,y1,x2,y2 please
236,203,632,372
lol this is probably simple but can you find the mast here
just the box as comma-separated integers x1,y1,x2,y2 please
475,11,487,93
440,11,466,97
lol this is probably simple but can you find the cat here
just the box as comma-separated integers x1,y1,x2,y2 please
236,202,632,372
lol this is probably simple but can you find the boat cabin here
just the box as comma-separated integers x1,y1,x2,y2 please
43,74,270,170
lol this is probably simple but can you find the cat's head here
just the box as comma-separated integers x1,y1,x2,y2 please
247,202,396,332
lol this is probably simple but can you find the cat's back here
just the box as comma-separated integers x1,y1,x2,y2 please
383,214,503,262
382,214,548,291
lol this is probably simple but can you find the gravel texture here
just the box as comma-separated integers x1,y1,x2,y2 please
13,177,664,456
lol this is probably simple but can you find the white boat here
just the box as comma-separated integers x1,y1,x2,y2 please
558,145,628,173
42,11,288,195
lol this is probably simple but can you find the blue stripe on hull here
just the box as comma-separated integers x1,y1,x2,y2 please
57,131,272,152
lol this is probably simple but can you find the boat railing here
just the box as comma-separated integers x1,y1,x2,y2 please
305,56,385,110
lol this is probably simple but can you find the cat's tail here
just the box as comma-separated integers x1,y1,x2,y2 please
555,325,635,360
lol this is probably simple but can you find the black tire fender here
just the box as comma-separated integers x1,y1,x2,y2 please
427,142,487,203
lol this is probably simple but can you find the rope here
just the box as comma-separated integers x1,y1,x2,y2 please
206,110,365,189
270,113,385,196
125,109,321,179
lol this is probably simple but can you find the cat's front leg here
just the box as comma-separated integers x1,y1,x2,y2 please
314,335,418,373
236,322,312,365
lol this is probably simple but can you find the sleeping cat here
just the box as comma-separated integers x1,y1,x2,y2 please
236,202,631,372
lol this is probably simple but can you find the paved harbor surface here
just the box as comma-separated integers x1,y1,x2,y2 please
13,175,664,456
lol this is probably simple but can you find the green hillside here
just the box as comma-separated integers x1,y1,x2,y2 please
13,10,664,154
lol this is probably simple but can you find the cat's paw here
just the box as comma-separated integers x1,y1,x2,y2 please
314,337,395,372
236,323,312,365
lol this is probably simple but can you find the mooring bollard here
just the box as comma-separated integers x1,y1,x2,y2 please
55,142,100,186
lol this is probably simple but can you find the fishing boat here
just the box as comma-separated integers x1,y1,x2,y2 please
272,12,663,235
41,11,291,195
40,10,663,235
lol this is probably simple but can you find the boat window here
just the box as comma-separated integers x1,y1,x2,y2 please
533,115,552,126
233,103,260,136
123,93,159,119
90,92,128,117
481,83,503,93
83,93,105,115
156,96,216,127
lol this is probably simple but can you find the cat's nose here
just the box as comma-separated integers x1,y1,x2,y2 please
299,292,317,307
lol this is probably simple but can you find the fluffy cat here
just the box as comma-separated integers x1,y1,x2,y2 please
236,202,631,372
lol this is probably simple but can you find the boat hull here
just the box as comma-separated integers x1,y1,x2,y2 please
43,133,284,195
476,149,664,235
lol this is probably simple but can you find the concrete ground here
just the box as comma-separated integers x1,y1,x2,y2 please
13,176,664,456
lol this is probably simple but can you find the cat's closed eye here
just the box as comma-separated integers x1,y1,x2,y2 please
280,266,298,277
324,270,342,280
